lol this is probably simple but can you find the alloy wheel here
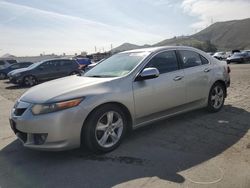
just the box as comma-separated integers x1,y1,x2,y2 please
24,76,36,86
211,86,224,109
95,111,124,148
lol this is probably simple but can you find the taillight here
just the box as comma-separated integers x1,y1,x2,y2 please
227,66,231,73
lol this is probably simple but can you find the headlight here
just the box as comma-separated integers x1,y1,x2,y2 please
31,98,83,115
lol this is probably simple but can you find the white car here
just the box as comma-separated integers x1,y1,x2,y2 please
0,59,18,69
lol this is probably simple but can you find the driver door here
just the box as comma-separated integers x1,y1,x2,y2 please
132,50,186,123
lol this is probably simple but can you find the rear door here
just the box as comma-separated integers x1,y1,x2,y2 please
133,50,186,122
55,60,76,77
178,50,211,103
35,61,57,81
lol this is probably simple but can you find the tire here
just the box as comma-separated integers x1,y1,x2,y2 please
0,72,7,80
23,75,37,87
82,104,128,153
70,71,80,76
207,82,226,112
240,58,245,64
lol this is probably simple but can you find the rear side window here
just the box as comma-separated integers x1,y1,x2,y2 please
22,63,32,67
39,61,55,70
146,51,179,74
61,60,74,67
55,60,75,67
200,55,209,64
179,50,202,68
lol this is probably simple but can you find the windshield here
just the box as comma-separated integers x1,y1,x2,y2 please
84,52,149,77
27,61,43,69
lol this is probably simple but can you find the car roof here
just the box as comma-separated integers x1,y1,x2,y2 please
120,46,202,54
43,58,74,62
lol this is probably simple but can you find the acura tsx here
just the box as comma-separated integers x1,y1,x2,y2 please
9,46,230,153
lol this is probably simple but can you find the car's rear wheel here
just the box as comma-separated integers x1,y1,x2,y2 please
207,82,225,112
0,72,7,80
23,75,37,87
83,104,127,153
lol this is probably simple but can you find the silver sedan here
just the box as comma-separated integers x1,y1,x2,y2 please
10,46,230,153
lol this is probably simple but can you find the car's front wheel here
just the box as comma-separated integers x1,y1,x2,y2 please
23,75,37,87
83,104,127,153
207,82,225,112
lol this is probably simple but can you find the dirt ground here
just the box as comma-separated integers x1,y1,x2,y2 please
0,63,250,188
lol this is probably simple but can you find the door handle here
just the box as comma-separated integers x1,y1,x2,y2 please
173,76,183,81
204,68,211,72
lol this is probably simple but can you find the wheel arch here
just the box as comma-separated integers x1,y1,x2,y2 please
80,101,133,143
212,80,227,97
22,74,38,85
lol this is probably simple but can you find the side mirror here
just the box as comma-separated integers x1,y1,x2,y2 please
136,67,160,81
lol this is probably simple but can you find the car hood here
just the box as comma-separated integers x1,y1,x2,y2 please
10,68,29,75
20,75,117,103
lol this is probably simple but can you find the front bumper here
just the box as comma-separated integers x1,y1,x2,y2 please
9,76,23,84
9,100,87,151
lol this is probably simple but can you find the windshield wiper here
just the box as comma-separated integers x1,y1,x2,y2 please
87,75,115,78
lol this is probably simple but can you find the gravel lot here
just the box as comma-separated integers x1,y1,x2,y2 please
0,63,250,188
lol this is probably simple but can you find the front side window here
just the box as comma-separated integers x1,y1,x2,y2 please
39,61,55,70
85,52,149,77
145,51,179,74
10,64,20,69
179,50,202,68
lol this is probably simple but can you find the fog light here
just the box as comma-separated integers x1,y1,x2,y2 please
34,133,48,145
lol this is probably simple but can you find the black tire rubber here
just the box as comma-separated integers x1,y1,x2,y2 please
70,71,80,76
23,75,37,87
207,82,226,113
82,104,128,154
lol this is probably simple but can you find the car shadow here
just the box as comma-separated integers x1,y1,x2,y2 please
5,84,31,90
0,105,249,188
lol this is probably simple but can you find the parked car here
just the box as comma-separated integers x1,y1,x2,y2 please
84,59,105,72
206,52,214,56
0,59,18,69
75,57,91,71
213,52,227,60
9,58,80,86
226,52,250,64
9,46,230,153
0,62,33,80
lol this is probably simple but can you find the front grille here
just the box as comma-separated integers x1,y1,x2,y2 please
16,131,28,143
10,120,27,143
14,108,27,116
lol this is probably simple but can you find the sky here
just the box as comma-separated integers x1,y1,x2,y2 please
0,0,250,56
